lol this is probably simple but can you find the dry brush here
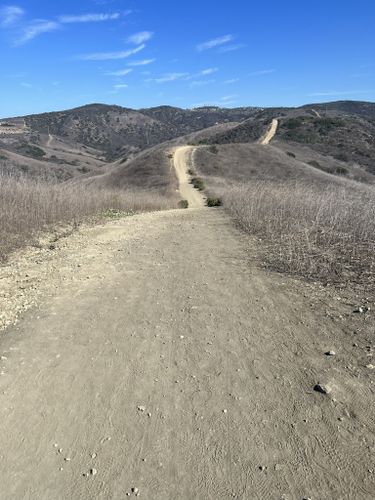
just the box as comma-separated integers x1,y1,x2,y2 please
0,172,172,260
224,180,375,288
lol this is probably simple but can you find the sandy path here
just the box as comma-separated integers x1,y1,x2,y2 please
311,109,322,118
174,146,205,208
0,207,374,499
260,119,279,145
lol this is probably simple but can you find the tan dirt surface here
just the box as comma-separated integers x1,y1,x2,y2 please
174,146,205,208
0,205,374,499
260,119,279,145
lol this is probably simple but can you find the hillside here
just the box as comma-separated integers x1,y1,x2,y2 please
1,100,375,186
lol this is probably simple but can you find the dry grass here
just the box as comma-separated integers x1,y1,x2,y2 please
0,173,173,260
224,180,375,288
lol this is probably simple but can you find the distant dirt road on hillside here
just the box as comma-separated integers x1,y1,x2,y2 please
0,151,374,499
174,146,205,208
260,118,279,145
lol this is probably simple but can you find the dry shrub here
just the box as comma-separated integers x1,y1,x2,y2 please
224,180,375,287
0,173,172,260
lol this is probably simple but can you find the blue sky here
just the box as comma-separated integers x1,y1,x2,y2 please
1,0,374,117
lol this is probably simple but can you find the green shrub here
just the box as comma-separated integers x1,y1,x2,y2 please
284,117,304,129
78,166,90,174
190,177,205,191
334,152,349,162
335,166,349,176
206,197,222,207
18,144,46,159
209,145,218,154
101,208,135,219
308,160,321,169
188,168,196,176
178,199,189,209
286,151,296,158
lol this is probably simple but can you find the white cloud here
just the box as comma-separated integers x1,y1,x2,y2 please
106,68,133,76
127,31,153,44
128,58,156,66
114,83,128,89
223,78,239,84
59,13,120,23
0,5,24,26
184,68,219,81
220,94,237,101
190,79,215,87
16,20,60,45
197,34,234,51
308,90,373,97
218,43,246,53
78,44,145,60
20,82,32,87
201,67,218,75
155,72,189,83
249,69,275,76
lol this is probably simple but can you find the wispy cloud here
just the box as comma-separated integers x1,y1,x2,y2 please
78,44,145,61
155,72,189,83
249,69,275,76
2,7,125,45
223,78,239,84
59,13,120,23
350,73,369,79
16,20,60,45
219,43,246,53
308,89,373,97
220,94,237,101
114,83,128,89
185,68,219,81
127,31,153,44
190,79,215,87
106,68,133,76
200,67,218,75
197,34,234,51
20,82,32,88
128,58,156,66
0,5,24,26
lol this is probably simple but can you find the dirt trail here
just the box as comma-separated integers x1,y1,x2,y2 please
260,118,279,145
0,160,374,498
47,133,54,148
174,146,205,208
311,109,322,118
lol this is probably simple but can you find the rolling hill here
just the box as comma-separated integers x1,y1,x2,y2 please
1,100,375,188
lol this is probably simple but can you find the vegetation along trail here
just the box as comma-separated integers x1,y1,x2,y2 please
0,148,374,499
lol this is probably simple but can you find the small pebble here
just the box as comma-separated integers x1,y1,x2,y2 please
64,457,71,462
314,383,331,395
90,468,97,476
366,364,374,370
91,453,97,459
137,405,146,412
132,487,139,494
325,351,336,356
259,465,266,471
223,409,228,414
